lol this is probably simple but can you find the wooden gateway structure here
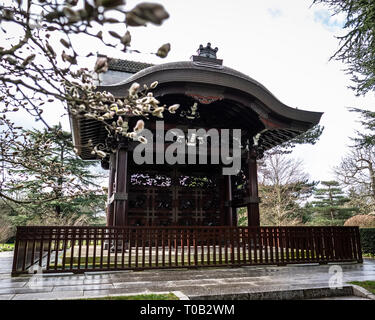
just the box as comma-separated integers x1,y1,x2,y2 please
12,44,363,275
74,43,324,228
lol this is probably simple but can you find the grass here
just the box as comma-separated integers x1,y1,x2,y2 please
81,293,179,300
350,281,375,294
0,243,14,252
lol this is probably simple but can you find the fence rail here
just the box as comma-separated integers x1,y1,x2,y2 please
12,226,363,275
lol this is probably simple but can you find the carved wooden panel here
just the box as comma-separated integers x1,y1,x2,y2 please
128,168,221,226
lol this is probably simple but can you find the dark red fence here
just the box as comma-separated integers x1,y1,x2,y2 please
12,226,363,275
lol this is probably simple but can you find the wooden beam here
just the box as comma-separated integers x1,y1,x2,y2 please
106,153,116,226
224,175,233,226
113,144,129,226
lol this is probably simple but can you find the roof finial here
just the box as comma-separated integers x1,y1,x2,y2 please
197,43,219,59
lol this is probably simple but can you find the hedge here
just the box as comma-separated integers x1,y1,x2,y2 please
359,228,375,255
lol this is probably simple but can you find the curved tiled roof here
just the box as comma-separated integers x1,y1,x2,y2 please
107,58,154,74
100,60,322,125
71,58,323,159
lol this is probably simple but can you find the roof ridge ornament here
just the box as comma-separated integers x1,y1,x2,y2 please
197,42,218,59
191,42,223,67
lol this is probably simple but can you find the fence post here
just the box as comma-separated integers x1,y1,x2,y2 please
355,227,363,263
11,227,21,276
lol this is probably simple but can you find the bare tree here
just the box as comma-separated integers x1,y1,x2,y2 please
258,152,315,226
0,224,12,243
335,145,375,210
1,1,171,125
0,211,13,242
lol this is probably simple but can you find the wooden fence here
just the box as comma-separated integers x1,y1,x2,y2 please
12,226,363,275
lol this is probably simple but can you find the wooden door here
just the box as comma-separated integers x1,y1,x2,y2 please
128,167,221,226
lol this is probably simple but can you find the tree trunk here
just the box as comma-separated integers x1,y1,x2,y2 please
55,142,64,216
368,162,375,202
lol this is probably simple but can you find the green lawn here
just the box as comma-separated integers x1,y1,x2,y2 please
350,281,375,294
0,243,14,252
81,293,179,300
56,249,317,269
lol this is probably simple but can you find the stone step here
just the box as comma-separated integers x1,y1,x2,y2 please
189,285,357,300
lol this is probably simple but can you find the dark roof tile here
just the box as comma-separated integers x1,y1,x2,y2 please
107,58,154,73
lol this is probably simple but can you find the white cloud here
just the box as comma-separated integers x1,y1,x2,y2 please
267,8,283,18
313,9,345,31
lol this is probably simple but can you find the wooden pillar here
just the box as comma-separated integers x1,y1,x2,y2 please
224,175,233,226
247,148,260,226
113,144,129,226
106,153,116,226
232,209,238,227
219,177,226,226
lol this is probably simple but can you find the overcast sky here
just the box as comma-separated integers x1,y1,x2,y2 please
12,0,375,183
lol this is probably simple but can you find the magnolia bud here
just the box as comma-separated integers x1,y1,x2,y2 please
133,119,145,133
129,82,140,96
156,43,170,58
121,31,131,46
117,116,124,126
150,81,158,89
138,136,148,144
152,106,164,118
168,104,180,114
94,57,108,73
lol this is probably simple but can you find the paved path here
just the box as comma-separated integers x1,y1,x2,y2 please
1,252,374,300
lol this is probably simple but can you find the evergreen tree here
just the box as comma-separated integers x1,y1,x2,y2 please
278,125,324,154
313,0,375,95
1,125,106,226
311,181,358,225
298,202,316,225
349,108,375,147
237,207,248,226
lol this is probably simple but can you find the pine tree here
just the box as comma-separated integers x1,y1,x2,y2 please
311,181,358,225
1,125,106,226
313,0,375,95
278,125,324,154
349,108,375,147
